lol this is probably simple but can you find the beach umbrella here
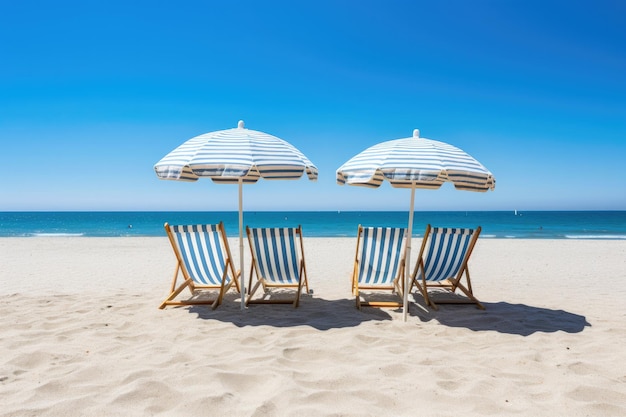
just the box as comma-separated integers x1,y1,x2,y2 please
154,120,318,309
336,129,495,321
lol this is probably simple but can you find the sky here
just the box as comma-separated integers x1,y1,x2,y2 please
1,0,625,212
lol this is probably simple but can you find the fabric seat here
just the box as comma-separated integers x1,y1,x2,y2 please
352,225,407,309
159,222,240,309
410,224,484,309
245,226,309,307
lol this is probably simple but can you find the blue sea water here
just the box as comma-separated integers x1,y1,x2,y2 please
0,211,625,239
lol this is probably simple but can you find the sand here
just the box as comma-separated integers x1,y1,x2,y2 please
1,236,625,416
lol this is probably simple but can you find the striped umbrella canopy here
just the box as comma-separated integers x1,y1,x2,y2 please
336,129,495,191
336,129,495,320
154,120,318,309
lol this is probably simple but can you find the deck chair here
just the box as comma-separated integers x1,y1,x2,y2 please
159,222,240,310
410,224,484,310
245,226,309,307
352,225,407,310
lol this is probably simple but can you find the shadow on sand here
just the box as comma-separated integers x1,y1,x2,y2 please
409,299,591,336
183,291,591,335
187,291,393,330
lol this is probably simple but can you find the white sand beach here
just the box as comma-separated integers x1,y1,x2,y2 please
1,237,625,416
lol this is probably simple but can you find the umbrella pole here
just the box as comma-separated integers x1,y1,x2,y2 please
239,179,246,310
403,186,416,322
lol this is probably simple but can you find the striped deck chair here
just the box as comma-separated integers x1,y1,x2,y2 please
160,222,240,310
352,225,407,310
245,226,309,307
410,224,484,310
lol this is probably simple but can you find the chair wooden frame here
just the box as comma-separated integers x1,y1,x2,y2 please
159,222,240,310
352,225,407,310
245,225,309,308
410,224,484,310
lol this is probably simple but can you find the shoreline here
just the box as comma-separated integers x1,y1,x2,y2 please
2,211,625,240
2,235,626,240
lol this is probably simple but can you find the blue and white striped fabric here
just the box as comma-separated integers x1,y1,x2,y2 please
336,129,495,192
357,227,406,285
418,227,475,282
248,227,301,284
154,120,318,184
168,224,229,286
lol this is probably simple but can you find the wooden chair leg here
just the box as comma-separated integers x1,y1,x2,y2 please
245,280,264,306
159,278,193,309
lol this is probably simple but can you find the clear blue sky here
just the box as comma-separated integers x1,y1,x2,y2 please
1,0,624,211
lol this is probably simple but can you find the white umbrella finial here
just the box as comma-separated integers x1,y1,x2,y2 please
413,129,420,138
238,120,245,129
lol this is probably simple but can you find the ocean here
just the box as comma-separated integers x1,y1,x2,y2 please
0,211,625,239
